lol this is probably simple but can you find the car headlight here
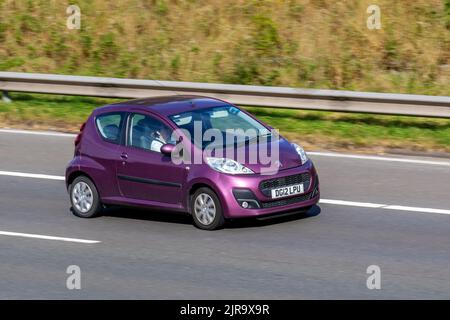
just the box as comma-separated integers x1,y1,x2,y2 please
206,157,254,175
292,143,309,165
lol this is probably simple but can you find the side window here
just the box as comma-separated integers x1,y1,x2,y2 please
95,113,124,144
128,113,176,153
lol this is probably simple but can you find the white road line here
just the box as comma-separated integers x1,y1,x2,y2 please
1,128,450,166
320,199,450,216
309,152,450,166
319,199,383,208
1,169,450,216
0,231,100,244
0,171,64,181
0,128,75,137
383,205,450,215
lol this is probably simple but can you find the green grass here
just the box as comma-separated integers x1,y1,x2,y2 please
0,93,116,130
245,107,450,153
0,0,449,95
1,93,450,154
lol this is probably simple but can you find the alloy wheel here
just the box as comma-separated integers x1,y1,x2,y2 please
71,181,94,213
194,193,217,226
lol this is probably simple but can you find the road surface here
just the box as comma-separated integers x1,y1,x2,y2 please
0,129,449,299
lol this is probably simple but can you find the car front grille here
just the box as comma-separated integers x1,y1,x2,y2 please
260,192,312,209
259,172,311,197
260,174,319,209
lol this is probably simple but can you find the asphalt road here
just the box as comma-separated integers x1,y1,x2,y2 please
1,129,450,299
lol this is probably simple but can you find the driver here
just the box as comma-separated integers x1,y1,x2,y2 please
141,120,173,152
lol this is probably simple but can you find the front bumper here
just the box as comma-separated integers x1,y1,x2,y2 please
216,161,320,218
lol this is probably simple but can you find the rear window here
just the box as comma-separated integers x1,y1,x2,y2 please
95,113,124,144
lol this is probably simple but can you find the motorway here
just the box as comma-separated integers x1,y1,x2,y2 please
0,129,450,299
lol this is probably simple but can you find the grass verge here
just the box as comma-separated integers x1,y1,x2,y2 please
1,93,449,155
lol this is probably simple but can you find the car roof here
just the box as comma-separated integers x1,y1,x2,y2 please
94,95,230,117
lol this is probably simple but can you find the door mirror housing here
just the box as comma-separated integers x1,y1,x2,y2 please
160,143,176,155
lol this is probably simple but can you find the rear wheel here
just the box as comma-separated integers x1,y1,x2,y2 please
191,187,225,230
70,176,102,218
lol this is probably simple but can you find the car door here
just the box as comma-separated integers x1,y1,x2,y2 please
116,112,187,205
90,111,127,199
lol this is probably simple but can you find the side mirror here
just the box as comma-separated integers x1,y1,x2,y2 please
160,143,175,156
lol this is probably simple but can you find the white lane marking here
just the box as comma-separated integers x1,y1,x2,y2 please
0,128,75,137
309,152,450,167
0,171,64,181
320,199,450,216
1,169,450,216
319,199,383,208
1,129,450,166
0,231,100,244
383,205,450,215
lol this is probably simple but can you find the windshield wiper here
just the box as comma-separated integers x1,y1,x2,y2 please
205,132,272,149
238,132,272,147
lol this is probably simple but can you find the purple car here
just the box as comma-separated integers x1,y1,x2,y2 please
65,96,320,230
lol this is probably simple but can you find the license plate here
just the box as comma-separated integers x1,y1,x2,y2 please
271,183,304,199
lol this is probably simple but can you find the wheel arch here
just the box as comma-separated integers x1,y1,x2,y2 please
186,181,222,215
66,171,98,193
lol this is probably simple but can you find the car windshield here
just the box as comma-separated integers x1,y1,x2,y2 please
169,105,272,149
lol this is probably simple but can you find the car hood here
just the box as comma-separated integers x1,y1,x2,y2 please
206,137,302,174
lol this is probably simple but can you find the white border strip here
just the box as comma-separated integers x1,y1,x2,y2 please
0,129,75,137
309,152,450,166
2,129,450,166
0,231,100,244
320,199,450,216
1,170,450,216
0,171,64,181
1,129,450,166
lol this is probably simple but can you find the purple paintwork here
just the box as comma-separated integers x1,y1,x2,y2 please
65,96,320,219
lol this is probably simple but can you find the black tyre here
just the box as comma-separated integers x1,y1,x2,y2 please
69,176,102,218
191,187,225,230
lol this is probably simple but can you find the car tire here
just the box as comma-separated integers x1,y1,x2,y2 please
69,176,102,218
191,187,225,230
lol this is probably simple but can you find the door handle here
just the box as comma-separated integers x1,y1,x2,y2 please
120,152,128,160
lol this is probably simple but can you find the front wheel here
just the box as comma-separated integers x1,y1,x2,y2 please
69,176,102,218
191,187,225,230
